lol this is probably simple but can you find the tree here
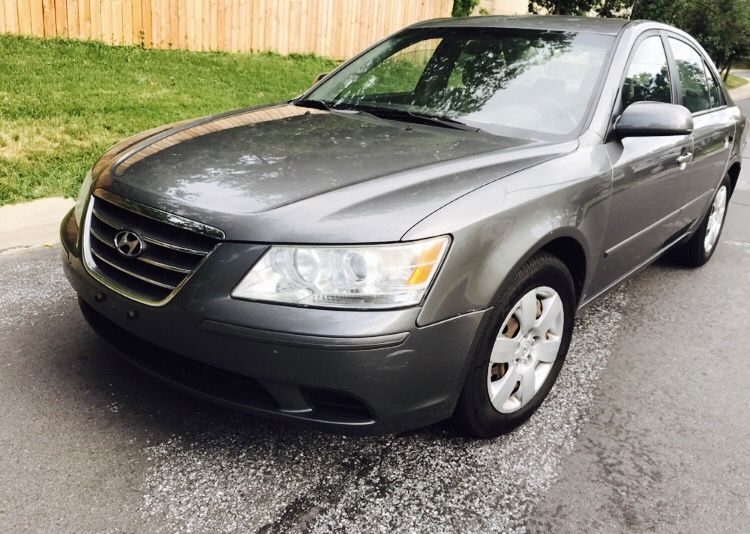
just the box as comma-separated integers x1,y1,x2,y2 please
452,0,480,17
528,0,596,14
631,0,750,79
527,0,632,15
527,0,750,79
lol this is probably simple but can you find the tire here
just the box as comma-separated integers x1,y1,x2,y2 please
454,251,576,438
673,175,730,267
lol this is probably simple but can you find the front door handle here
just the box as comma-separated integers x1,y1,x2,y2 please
676,151,693,169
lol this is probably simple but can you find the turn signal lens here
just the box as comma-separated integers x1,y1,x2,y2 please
407,240,446,285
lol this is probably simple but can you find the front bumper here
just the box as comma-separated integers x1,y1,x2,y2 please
61,209,488,434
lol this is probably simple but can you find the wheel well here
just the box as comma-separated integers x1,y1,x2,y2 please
540,237,587,303
728,162,741,197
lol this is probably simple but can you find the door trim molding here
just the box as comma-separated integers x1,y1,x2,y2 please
603,188,713,258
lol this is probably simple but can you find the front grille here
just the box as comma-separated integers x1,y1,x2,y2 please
83,191,223,304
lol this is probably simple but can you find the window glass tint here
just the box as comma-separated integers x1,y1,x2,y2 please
341,39,443,96
703,61,724,108
310,29,614,140
669,38,711,113
622,36,671,108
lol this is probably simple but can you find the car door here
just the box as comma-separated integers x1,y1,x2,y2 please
666,36,737,224
591,33,694,295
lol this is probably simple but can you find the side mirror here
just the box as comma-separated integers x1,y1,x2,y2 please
312,72,329,86
614,101,693,138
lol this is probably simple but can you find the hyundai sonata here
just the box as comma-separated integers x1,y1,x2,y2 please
61,15,746,437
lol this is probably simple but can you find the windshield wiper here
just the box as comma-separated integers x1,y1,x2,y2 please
337,104,480,132
294,98,335,111
404,111,481,132
294,100,481,132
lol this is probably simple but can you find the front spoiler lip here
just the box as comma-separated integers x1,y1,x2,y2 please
123,356,377,428
77,298,378,430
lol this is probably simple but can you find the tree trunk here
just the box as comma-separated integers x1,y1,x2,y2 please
630,0,642,19
723,55,735,82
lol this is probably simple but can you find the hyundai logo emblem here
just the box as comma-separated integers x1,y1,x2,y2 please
114,230,144,258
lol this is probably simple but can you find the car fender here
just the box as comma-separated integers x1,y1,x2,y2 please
404,132,612,326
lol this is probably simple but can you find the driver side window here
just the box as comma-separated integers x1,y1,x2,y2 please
622,36,672,109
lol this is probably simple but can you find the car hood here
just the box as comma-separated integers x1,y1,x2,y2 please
92,104,577,242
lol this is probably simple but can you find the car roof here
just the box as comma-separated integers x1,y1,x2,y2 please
411,15,632,36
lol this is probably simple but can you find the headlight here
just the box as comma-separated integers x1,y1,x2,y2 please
231,236,450,309
73,170,94,225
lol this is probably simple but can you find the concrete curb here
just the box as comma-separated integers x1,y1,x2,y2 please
730,85,750,101
0,197,74,253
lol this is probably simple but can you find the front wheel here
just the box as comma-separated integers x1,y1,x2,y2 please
454,252,576,438
673,176,730,267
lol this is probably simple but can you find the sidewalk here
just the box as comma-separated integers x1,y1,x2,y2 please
0,197,74,253
729,70,750,101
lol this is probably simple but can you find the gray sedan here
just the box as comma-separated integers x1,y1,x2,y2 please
60,15,746,437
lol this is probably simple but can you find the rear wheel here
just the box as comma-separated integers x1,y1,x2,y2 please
674,176,730,267
454,252,576,438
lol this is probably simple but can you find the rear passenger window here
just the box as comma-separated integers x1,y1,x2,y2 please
622,36,672,108
703,61,724,108
668,38,711,113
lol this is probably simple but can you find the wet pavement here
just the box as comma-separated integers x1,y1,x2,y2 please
1,105,749,534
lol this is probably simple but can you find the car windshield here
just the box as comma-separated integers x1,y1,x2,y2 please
304,28,614,140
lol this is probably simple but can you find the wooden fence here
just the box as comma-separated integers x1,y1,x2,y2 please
0,0,453,58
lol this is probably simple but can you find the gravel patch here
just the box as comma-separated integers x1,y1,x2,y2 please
140,288,629,533
0,246,70,329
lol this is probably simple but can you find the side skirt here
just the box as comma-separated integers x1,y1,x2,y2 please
577,228,692,314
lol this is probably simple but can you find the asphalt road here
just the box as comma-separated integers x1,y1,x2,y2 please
2,103,749,533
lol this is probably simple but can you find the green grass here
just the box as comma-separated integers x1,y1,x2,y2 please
0,35,336,205
726,73,749,89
